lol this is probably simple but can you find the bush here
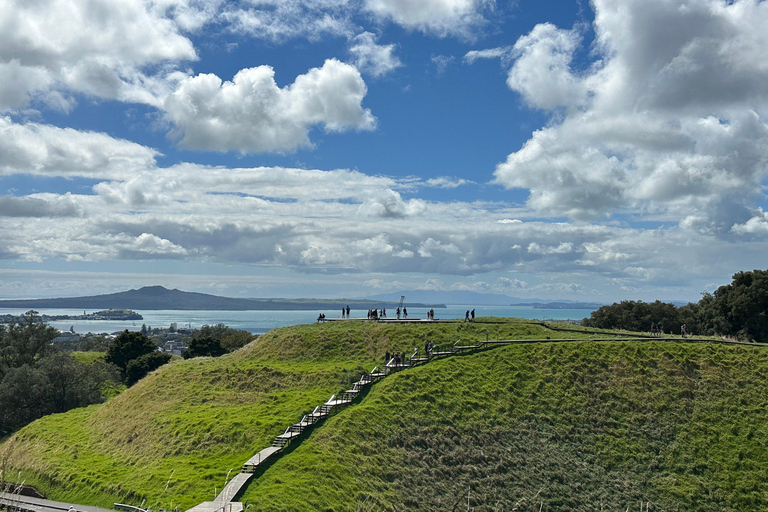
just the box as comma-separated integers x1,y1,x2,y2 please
106,330,157,381
0,352,120,434
125,351,172,386
183,336,225,359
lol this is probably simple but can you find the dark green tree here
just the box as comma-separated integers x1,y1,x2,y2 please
105,330,157,381
183,336,226,359
0,352,120,434
0,310,59,380
125,352,172,386
221,330,254,352
698,269,768,341
191,324,254,354
583,300,681,334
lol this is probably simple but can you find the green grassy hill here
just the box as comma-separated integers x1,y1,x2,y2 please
3,320,768,511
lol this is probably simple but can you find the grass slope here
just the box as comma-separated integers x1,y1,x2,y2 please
5,320,766,510
242,340,768,511
1,319,572,510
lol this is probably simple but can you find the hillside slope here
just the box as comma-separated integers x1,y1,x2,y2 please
1,319,570,510
242,340,768,511
4,321,767,510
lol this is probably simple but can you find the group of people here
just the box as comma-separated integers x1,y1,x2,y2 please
367,308,386,319
649,322,663,336
385,350,409,366
385,341,437,367
323,306,476,323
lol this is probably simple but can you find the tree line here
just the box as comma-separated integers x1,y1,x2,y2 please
0,313,254,435
583,269,768,342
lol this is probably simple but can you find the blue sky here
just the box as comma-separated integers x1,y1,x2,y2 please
2,0,768,303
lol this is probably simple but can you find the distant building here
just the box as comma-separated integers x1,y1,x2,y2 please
162,340,188,356
52,332,81,344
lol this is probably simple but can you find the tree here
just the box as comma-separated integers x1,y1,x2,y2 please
0,352,120,435
697,269,768,341
125,352,172,386
0,310,59,380
105,330,157,381
221,330,254,352
583,300,681,333
183,336,225,359
191,324,254,354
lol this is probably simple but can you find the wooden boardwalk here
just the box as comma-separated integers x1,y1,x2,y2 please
185,360,408,512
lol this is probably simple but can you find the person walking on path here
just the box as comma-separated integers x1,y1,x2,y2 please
471,309,475,321
465,310,470,322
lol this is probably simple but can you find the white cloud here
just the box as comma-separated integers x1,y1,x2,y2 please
0,117,159,178
425,177,470,189
494,0,768,231
463,46,513,66
418,238,461,257
506,23,588,110
0,0,198,110
348,32,403,78
164,59,376,153
222,0,354,42
497,277,527,289
364,0,491,37
431,55,455,74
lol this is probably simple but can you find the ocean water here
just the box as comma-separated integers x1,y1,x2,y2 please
0,305,598,335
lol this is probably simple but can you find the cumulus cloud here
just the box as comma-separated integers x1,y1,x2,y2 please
0,0,198,110
493,0,768,232
506,23,588,110
0,194,83,218
0,117,159,178
364,0,491,37
348,32,403,78
164,59,375,153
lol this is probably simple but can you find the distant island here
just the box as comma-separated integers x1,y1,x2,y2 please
0,286,444,311
0,309,143,324
45,309,143,321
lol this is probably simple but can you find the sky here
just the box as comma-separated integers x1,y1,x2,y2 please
1,0,768,303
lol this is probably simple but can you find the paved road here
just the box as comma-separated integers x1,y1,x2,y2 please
0,492,113,512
